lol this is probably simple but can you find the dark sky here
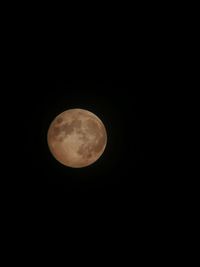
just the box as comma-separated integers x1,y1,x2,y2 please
17,79,143,194
2,6,175,257
13,78,149,214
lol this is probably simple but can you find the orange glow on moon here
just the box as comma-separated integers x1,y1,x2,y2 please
47,109,107,168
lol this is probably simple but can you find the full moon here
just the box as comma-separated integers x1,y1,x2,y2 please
47,109,107,168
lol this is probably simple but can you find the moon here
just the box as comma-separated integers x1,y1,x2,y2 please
47,109,107,168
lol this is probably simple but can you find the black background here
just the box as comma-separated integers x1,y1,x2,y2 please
13,77,146,212
1,3,184,261
22,79,143,194
3,8,157,235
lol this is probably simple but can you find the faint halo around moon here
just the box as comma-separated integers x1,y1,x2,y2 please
47,108,107,168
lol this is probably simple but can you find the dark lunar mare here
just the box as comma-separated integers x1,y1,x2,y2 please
52,119,82,140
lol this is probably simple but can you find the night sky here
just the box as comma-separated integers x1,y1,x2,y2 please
16,78,146,212
3,5,176,258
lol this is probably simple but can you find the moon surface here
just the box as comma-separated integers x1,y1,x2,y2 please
47,109,107,168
